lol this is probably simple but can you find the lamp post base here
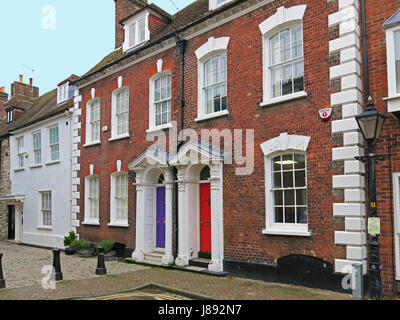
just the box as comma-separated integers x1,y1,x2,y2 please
0,279,5,289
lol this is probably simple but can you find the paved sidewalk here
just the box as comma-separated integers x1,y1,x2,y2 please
0,241,147,289
0,266,351,300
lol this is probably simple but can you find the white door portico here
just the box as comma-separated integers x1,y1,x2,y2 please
129,149,174,265
170,142,225,273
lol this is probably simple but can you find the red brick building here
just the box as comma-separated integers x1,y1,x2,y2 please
71,0,400,296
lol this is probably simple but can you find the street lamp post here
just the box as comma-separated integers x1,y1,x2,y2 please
354,97,390,300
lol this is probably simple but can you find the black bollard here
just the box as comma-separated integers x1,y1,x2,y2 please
51,249,63,281
96,246,107,276
0,253,5,289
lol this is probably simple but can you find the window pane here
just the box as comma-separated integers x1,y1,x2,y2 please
294,61,304,93
280,29,291,62
272,67,281,98
294,154,306,169
275,207,284,223
270,34,280,65
281,154,293,171
285,207,295,223
291,26,303,58
273,156,281,171
274,172,282,188
285,190,295,206
296,189,307,206
274,190,283,206
282,64,293,96
138,18,146,42
295,170,306,187
297,207,308,224
396,31,400,93
129,23,136,46
283,171,293,188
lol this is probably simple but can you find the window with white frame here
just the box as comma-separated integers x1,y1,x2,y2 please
40,192,52,227
203,53,227,115
49,126,60,162
6,109,13,124
85,176,99,223
150,73,171,129
123,12,149,52
395,30,400,93
270,153,308,225
17,137,24,169
110,172,129,225
269,25,304,98
57,83,68,104
259,5,307,105
112,88,130,139
33,132,41,165
261,133,310,236
86,99,101,144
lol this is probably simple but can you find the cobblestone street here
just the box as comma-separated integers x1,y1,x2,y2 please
0,241,148,289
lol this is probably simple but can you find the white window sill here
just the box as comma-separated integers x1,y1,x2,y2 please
14,168,25,172
83,221,100,226
108,134,130,142
262,228,311,237
108,222,129,228
260,91,308,107
195,110,229,123
83,141,101,148
30,164,43,169
46,160,60,166
383,94,400,101
146,123,173,133
38,226,53,231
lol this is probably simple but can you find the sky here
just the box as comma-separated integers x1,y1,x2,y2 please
0,0,193,96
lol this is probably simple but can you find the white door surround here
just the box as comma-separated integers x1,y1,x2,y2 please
129,149,174,265
170,142,225,273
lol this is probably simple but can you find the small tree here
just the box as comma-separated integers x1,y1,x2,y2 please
96,239,115,254
64,231,78,248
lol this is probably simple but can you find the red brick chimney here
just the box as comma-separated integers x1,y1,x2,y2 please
11,74,39,99
114,0,148,49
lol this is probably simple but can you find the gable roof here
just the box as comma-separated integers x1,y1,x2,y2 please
0,89,74,138
73,0,244,86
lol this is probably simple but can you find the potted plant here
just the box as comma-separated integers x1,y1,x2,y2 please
64,231,78,255
96,239,116,261
70,239,92,258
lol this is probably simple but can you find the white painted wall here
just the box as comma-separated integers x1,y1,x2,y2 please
10,114,72,248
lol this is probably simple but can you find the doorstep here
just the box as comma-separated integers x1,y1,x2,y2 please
125,258,230,277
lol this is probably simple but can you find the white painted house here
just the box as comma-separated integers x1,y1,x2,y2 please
5,78,77,248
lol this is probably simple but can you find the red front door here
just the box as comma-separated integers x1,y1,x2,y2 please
200,183,211,253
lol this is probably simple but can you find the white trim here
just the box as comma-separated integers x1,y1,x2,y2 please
83,141,101,148
260,91,307,107
209,0,234,11
393,173,400,280
109,171,129,226
195,36,230,61
261,132,310,158
85,97,101,145
262,229,312,237
108,133,130,142
195,109,229,122
258,5,307,36
84,175,100,225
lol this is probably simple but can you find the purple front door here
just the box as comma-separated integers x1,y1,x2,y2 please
156,187,166,248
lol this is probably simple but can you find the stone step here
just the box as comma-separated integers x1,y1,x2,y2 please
145,252,164,262
189,258,210,269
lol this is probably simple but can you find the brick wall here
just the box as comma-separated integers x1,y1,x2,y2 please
365,0,400,296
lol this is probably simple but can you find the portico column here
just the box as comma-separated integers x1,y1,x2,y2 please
209,163,224,272
175,166,189,266
162,168,174,265
132,169,145,261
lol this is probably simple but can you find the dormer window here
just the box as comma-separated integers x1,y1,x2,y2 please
57,83,69,104
209,0,233,11
123,11,150,52
6,109,14,123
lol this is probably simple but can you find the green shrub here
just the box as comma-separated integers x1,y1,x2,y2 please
63,232,78,247
70,239,91,252
96,239,115,254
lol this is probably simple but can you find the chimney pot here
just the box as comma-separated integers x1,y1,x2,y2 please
0,87,4,93
29,78,33,86
19,75,23,83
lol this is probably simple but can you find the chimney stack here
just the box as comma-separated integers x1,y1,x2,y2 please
11,74,39,99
